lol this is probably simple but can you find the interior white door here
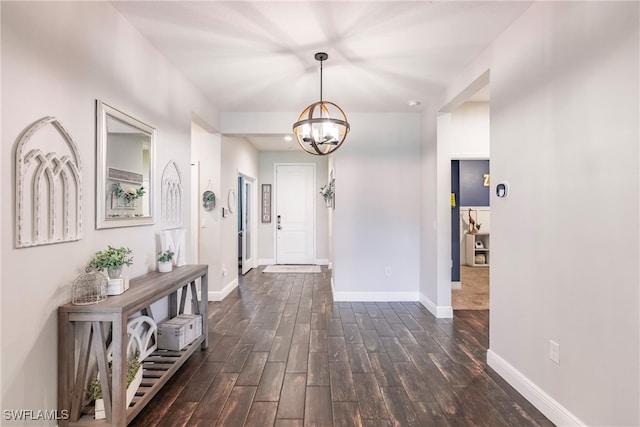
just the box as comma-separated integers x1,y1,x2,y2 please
276,164,315,264
241,178,253,274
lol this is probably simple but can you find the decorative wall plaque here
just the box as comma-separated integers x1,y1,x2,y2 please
15,116,82,248
261,184,271,223
161,160,183,230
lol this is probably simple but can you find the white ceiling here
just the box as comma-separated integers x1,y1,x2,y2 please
111,1,527,150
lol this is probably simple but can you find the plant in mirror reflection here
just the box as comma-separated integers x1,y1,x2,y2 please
112,182,145,204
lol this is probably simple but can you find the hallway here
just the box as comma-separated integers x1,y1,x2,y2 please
131,267,552,426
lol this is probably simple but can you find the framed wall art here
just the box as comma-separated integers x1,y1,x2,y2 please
261,184,271,223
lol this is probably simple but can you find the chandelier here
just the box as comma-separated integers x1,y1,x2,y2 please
293,52,350,155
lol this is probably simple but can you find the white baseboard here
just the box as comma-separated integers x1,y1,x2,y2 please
419,293,453,318
451,281,461,290
259,259,328,266
208,278,238,301
487,350,586,427
333,291,419,302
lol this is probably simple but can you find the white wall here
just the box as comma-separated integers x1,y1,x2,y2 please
219,137,259,296
439,2,639,425
419,105,441,314
258,151,329,265
191,123,222,298
450,102,490,159
1,2,217,422
333,113,421,301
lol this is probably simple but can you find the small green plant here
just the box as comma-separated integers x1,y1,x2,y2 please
475,223,482,231
203,192,215,203
89,246,133,271
319,182,334,201
112,182,145,204
87,352,141,401
157,250,174,263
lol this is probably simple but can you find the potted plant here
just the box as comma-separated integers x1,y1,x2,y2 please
90,246,133,279
157,250,174,273
88,352,142,419
319,182,334,208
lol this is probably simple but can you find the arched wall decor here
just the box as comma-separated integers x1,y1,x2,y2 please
15,117,82,248
161,160,183,230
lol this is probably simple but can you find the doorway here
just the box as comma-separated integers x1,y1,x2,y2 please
452,159,490,310
238,174,255,275
275,164,315,264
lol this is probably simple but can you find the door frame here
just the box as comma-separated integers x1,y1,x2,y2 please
273,163,317,265
238,171,257,274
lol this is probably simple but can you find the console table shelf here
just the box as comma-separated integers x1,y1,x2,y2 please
58,264,208,427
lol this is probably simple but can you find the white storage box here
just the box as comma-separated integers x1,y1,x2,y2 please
157,314,202,351
106,276,129,295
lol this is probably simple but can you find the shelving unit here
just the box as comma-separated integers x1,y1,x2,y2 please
58,265,208,427
466,233,490,267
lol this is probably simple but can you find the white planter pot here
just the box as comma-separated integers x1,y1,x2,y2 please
107,267,122,279
158,261,173,273
95,399,105,420
94,366,143,419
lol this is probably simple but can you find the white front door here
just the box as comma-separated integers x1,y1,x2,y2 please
275,164,315,264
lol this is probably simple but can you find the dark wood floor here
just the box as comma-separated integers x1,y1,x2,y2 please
131,266,553,427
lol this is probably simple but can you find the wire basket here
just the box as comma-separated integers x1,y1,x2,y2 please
72,268,108,305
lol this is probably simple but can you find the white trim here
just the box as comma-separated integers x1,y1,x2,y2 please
419,293,453,318
333,291,419,302
259,259,327,266
208,278,238,302
451,281,461,290
487,350,586,427
450,153,490,160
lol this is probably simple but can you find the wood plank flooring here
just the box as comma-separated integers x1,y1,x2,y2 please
131,267,553,427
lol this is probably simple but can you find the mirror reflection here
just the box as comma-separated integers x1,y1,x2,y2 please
96,101,154,229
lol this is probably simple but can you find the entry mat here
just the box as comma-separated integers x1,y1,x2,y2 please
263,265,321,274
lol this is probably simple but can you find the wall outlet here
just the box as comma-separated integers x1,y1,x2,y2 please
222,265,227,277
549,340,560,365
385,267,392,277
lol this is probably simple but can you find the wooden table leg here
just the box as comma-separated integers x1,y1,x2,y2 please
200,272,208,349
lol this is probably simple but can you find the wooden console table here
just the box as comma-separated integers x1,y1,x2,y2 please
58,264,208,426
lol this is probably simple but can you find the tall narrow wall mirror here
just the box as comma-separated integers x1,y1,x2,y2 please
96,100,154,229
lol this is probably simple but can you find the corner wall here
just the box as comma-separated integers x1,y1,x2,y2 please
333,113,421,301
191,124,222,299
220,136,258,296
441,2,640,425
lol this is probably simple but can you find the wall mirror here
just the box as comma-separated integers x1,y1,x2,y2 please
96,100,154,229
